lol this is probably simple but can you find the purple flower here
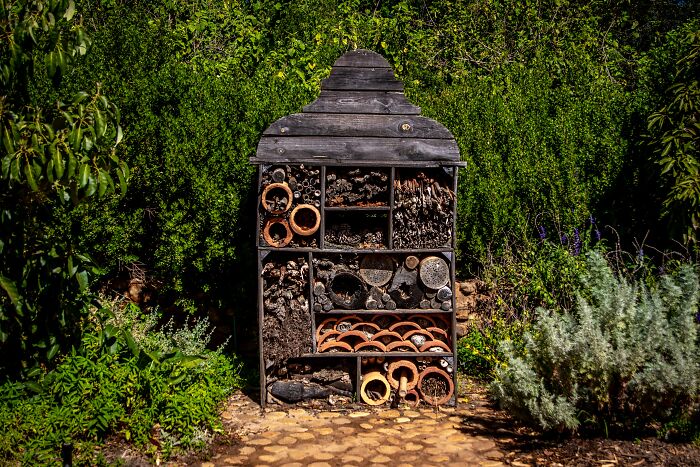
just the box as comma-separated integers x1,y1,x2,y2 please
638,248,644,260
573,228,582,255
595,229,601,241
560,233,568,245
589,214,596,224
538,226,546,240
696,312,700,324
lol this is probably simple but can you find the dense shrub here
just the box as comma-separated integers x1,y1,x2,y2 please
491,252,700,432
43,0,696,309
0,301,243,464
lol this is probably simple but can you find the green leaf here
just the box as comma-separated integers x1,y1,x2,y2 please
47,343,60,361
2,126,14,155
72,91,89,105
64,1,76,21
122,329,140,358
79,164,89,188
76,270,88,290
98,170,109,197
52,144,65,178
95,110,106,138
115,125,123,146
24,161,39,191
0,275,21,305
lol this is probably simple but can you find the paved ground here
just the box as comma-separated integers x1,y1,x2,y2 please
197,389,507,467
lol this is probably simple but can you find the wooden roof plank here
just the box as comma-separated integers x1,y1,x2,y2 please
263,113,454,139
303,91,420,114
255,136,460,162
321,67,403,91
333,49,392,68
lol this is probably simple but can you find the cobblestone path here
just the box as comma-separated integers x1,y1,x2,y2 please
198,391,507,467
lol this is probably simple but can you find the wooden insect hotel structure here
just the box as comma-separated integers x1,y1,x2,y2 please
250,49,465,407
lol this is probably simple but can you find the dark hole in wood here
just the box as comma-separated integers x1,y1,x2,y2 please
328,273,365,309
268,222,288,242
293,206,317,231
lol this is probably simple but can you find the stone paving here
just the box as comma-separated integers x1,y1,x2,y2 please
198,391,507,467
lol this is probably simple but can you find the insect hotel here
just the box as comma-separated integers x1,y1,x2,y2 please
250,49,464,407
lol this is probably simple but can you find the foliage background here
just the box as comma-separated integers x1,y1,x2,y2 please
1,0,695,377
36,0,691,310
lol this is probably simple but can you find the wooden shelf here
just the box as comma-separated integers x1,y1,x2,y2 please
325,206,390,211
303,351,453,358
316,309,452,314
258,247,453,253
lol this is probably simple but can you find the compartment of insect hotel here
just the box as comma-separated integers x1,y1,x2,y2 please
325,167,389,207
259,165,321,248
359,356,455,407
393,168,456,249
324,211,388,250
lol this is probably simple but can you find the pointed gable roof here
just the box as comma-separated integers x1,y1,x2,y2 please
252,49,461,166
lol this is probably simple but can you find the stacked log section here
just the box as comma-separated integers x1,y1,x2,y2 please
393,169,455,249
262,256,311,370
268,360,355,404
313,254,453,312
260,165,321,248
326,168,389,206
314,314,451,354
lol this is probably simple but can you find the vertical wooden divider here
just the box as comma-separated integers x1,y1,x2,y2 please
388,166,395,250
308,251,316,353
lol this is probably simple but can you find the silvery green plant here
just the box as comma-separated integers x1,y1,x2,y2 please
491,252,700,432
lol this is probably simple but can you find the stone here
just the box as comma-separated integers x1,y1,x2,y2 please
263,445,289,453
222,456,246,465
378,409,401,418
331,417,352,425
278,436,298,445
249,438,272,446
403,410,421,418
307,463,332,467
292,432,315,440
349,411,370,418
312,452,334,461
395,417,411,423
318,411,341,419
359,423,373,430
342,455,365,463
258,454,281,463
370,455,392,463
404,442,423,451
239,447,256,456
377,445,400,455
316,427,334,436
287,448,310,460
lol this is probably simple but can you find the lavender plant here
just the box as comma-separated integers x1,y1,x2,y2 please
491,252,700,432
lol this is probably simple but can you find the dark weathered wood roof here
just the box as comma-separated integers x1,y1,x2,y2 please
252,49,462,166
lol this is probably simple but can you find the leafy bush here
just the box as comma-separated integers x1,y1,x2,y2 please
0,300,243,464
491,252,700,433
1,0,128,376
